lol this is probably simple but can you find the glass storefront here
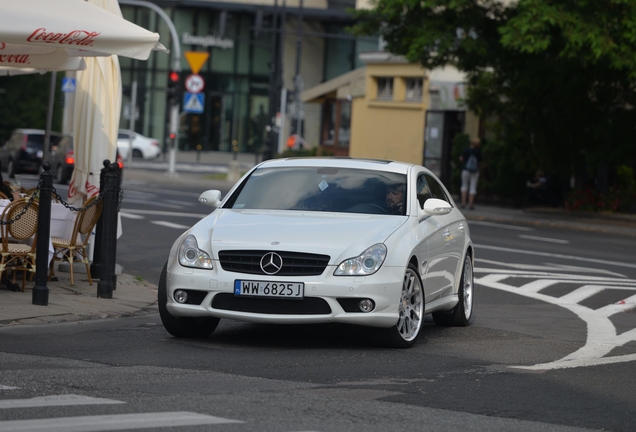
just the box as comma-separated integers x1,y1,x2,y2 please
119,3,366,156
120,5,272,154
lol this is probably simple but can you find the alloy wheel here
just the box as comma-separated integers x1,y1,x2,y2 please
462,256,474,320
396,267,423,341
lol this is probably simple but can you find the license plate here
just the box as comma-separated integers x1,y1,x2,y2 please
234,280,304,299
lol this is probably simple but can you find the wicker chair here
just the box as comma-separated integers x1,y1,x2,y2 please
48,195,102,286
0,199,39,292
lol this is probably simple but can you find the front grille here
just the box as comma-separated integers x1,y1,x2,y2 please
218,250,330,276
212,293,331,315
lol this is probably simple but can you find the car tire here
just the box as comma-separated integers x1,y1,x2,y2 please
158,262,220,338
132,149,143,158
379,263,424,348
433,254,475,327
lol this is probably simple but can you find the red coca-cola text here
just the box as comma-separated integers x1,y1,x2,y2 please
27,28,100,46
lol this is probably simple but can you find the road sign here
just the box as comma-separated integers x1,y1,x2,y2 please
184,51,209,74
185,74,204,93
183,92,204,114
61,77,76,93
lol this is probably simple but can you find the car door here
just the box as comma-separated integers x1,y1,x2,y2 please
423,173,465,299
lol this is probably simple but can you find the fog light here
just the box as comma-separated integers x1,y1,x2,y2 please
359,299,375,313
174,290,188,304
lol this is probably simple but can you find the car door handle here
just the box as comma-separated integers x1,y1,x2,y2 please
443,229,450,238
458,223,464,231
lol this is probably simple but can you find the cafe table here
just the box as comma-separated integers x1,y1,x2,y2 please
0,199,76,265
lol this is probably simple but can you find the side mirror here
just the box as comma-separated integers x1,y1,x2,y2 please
198,190,222,208
423,198,453,216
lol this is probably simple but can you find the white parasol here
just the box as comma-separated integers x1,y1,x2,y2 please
67,0,125,205
0,43,86,71
0,0,165,62
0,0,166,203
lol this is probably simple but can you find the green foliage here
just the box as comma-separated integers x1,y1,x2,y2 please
565,165,635,212
479,136,533,205
353,0,636,210
0,74,64,143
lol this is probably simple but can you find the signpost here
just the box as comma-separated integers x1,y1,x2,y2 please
185,74,204,93
183,93,205,114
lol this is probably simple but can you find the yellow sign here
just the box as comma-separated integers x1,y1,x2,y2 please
184,51,210,74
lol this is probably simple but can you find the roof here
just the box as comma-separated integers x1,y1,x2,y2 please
302,67,366,103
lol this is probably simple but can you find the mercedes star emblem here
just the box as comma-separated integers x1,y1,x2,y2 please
260,252,283,275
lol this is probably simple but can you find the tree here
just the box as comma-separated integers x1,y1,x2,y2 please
0,73,63,143
353,0,636,199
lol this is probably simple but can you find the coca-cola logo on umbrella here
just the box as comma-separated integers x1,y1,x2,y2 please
0,54,30,64
27,28,101,46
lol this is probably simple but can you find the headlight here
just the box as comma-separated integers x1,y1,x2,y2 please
178,234,213,269
334,244,387,276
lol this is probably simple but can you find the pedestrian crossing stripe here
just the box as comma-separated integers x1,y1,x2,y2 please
183,92,204,114
61,77,76,93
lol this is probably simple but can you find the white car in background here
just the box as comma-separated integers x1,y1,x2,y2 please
159,157,475,348
117,129,161,160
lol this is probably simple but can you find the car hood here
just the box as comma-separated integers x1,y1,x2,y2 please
201,209,407,264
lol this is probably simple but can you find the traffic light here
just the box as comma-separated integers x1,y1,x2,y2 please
167,70,180,106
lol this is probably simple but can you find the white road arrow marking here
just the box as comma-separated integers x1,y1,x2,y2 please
475,263,636,371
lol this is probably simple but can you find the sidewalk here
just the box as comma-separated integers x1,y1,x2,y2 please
2,153,635,328
0,266,158,327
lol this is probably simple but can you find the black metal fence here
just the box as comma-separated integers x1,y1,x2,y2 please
25,161,123,306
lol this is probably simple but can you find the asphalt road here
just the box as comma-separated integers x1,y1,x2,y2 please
1,171,636,431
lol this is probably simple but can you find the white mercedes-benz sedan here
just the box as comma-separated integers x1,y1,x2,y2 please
159,157,475,348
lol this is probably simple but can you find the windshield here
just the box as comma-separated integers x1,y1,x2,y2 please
26,134,62,150
225,166,407,215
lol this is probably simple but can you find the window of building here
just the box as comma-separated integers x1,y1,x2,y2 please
405,78,423,101
338,100,351,148
321,100,351,150
324,24,356,81
376,78,393,100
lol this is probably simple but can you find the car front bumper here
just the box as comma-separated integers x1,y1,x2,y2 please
165,256,403,328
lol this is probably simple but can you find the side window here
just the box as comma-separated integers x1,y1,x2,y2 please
416,174,433,208
424,174,449,202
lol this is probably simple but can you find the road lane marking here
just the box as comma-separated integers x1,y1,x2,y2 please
476,244,636,269
558,285,606,303
127,199,185,209
597,293,636,317
119,212,145,220
0,385,19,390
518,234,569,244
124,184,202,197
468,220,534,231
165,200,196,206
476,259,626,277
151,221,190,230
476,262,636,371
474,268,636,286
120,209,207,218
0,412,242,432
0,394,124,409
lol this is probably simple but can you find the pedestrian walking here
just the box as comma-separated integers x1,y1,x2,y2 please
459,137,482,210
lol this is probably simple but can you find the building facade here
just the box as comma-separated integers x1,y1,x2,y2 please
302,52,479,187
118,0,378,156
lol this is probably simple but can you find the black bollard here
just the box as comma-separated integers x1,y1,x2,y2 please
90,160,110,280
32,162,53,306
96,164,119,299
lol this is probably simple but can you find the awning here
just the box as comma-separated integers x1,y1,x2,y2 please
302,67,366,103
